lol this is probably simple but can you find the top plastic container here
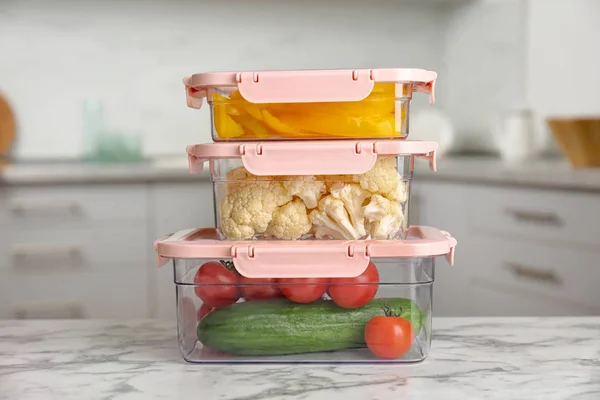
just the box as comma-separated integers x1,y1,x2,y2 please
183,68,437,141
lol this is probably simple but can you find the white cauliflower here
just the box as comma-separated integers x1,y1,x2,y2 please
353,156,406,201
266,199,312,240
329,183,371,238
309,196,364,240
362,195,405,240
220,178,292,240
282,175,326,209
316,174,354,191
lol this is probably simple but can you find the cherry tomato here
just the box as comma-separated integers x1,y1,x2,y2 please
329,261,379,309
279,278,329,303
193,261,240,307
196,303,215,321
240,277,282,301
364,315,414,359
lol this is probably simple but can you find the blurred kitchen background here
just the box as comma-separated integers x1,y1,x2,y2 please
1,0,599,320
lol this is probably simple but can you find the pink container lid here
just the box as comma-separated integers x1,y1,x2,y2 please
183,68,437,109
154,226,457,279
187,140,438,176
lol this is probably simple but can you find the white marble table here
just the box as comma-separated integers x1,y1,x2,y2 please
1,318,599,400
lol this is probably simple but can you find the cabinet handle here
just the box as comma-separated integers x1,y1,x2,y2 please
11,244,82,269
13,302,85,319
10,201,81,217
504,208,563,227
503,261,562,285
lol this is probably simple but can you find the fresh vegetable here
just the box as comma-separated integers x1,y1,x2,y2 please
279,278,329,303
353,156,407,202
362,194,404,240
219,174,293,240
364,305,414,359
240,277,282,301
281,175,327,210
329,183,372,238
197,298,422,356
218,157,407,241
329,261,379,308
197,303,215,321
309,196,365,240
211,83,403,140
193,261,240,307
265,199,312,240
212,93,245,139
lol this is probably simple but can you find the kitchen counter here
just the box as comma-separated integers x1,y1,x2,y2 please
0,158,207,185
417,155,600,193
1,318,599,400
1,156,599,192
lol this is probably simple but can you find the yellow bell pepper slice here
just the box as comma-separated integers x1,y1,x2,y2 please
277,112,397,137
229,90,264,121
262,110,324,138
211,93,244,138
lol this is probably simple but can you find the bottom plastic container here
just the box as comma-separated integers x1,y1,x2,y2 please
154,226,456,364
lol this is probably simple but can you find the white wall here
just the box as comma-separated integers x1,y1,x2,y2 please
442,0,527,151
526,0,600,152
0,0,448,160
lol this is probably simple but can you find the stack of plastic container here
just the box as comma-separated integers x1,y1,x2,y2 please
154,68,457,363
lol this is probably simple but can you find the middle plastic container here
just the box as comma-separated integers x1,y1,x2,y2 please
186,140,438,241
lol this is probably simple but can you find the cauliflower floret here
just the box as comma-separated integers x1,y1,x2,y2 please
362,195,405,240
266,199,312,240
363,194,392,222
309,196,363,240
226,166,251,181
329,183,371,238
308,209,347,240
282,175,326,209
220,179,292,240
352,156,405,200
316,174,354,191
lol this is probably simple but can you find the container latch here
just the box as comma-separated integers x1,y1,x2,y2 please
231,243,370,278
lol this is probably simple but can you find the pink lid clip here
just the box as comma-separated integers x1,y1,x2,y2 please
183,68,437,109
186,140,438,176
154,226,457,278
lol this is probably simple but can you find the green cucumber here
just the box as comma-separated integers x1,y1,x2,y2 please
197,298,422,356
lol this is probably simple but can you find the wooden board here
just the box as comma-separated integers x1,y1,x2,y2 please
0,93,16,157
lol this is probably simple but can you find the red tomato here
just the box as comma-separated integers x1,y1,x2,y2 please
279,278,329,304
329,261,379,309
364,316,414,359
193,261,240,307
196,303,215,321
240,277,282,301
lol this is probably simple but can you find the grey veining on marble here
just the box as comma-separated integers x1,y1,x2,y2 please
2,156,600,192
1,318,599,400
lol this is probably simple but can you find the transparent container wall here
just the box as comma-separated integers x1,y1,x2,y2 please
206,83,413,141
174,257,434,364
211,156,412,241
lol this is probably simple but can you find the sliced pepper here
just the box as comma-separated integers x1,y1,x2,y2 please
212,93,245,138
278,112,398,137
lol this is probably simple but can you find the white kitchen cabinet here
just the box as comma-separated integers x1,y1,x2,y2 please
0,184,149,319
412,180,600,317
148,180,214,320
411,182,471,317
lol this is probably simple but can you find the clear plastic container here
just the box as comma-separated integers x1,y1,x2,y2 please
183,69,437,141
186,140,438,241
154,226,456,364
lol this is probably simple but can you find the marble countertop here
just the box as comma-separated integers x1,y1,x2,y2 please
1,318,599,400
1,155,600,192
